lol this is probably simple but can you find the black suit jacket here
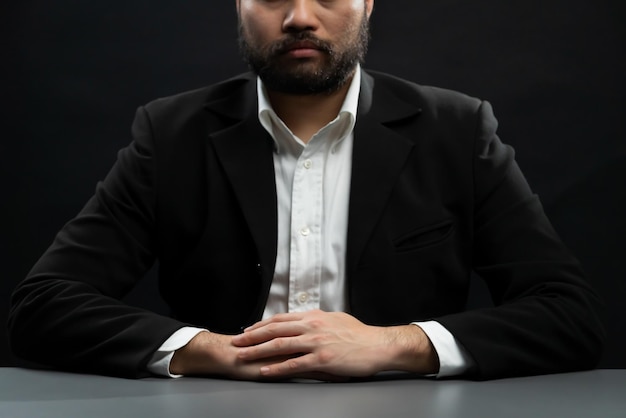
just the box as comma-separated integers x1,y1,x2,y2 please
8,70,604,378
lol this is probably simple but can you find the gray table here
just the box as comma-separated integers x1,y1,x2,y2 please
1,368,624,418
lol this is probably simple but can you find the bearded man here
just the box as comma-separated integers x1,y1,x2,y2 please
8,0,604,380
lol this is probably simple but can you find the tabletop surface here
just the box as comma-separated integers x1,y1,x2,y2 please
1,368,625,418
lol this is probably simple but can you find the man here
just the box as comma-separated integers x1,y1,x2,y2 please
8,0,604,380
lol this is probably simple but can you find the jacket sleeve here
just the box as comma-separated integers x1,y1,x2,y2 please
437,101,605,378
8,106,185,378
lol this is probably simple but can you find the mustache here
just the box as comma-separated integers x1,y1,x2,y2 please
269,32,333,55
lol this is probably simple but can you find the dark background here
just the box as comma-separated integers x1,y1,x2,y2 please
2,1,624,368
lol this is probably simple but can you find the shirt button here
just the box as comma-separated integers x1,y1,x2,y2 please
300,227,310,236
303,159,312,169
298,292,309,303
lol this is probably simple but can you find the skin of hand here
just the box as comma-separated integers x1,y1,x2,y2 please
171,310,439,381
169,331,297,380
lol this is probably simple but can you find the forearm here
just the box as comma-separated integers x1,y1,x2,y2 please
9,277,183,378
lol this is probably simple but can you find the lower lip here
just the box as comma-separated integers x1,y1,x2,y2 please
286,48,322,58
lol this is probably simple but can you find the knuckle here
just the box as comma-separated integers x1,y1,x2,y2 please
287,359,300,370
317,348,334,364
273,338,285,350
308,319,324,329
266,323,280,333
311,333,326,345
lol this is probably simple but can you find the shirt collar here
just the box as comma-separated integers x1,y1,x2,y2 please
257,64,361,152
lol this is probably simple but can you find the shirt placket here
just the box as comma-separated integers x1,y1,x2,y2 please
288,141,324,313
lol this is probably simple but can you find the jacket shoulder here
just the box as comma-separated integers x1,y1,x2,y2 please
141,72,255,116
365,69,483,115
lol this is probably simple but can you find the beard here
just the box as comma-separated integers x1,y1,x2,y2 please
238,14,370,95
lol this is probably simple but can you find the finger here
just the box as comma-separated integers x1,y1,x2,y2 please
249,354,349,382
259,353,318,378
243,312,304,332
237,335,310,360
232,322,303,347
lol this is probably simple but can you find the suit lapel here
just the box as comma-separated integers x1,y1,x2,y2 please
346,71,423,274
204,77,278,308
201,71,422,308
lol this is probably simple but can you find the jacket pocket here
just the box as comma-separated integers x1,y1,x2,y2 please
393,219,454,253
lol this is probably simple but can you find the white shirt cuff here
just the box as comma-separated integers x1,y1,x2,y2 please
146,327,208,378
412,321,475,378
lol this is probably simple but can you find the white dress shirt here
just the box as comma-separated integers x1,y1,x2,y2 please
259,69,356,318
148,66,473,377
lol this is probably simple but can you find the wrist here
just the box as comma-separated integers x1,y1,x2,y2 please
383,325,440,375
170,331,231,376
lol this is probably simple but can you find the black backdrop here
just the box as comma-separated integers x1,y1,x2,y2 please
2,1,625,368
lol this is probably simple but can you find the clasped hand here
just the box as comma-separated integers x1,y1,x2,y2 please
170,310,438,381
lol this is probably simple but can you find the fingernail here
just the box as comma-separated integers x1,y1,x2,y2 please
260,367,270,375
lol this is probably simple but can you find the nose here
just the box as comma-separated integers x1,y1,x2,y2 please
283,0,319,33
